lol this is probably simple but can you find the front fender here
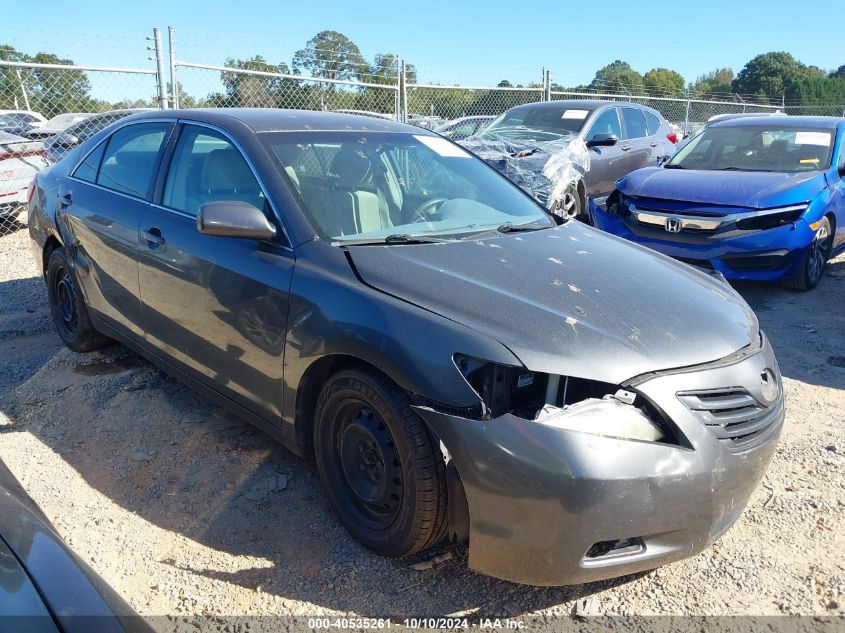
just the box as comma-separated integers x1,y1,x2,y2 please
281,240,519,430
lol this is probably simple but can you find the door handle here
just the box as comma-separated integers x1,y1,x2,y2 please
142,227,166,248
621,145,631,151
650,142,659,147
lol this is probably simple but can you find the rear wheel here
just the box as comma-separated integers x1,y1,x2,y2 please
313,368,447,557
45,247,110,352
785,217,831,291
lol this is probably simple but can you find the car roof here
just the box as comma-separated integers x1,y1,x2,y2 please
132,108,433,134
710,115,845,129
504,99,655,114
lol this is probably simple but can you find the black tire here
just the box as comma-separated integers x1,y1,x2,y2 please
313,368,448,557
45,247,110,352
785,216,832,291
552,183,583,221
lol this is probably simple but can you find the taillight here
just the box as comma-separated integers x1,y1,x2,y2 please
27,183,35,204
667,132,678,144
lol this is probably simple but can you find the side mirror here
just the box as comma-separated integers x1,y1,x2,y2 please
838,164,845,178
586,133,618,148
197,201,276,240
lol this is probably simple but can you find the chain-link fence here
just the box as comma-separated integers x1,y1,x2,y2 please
2,25,845,235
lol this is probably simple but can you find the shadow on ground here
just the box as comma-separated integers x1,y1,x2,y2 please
1,254,844,618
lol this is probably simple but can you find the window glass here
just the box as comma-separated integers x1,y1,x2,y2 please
668,124,835,172
261,131,553,242
478,105,588,141
644,111,662,136
621,108,648,139
96,123,169,198
73,141,106,183
163,125,265,215
586,108,622,140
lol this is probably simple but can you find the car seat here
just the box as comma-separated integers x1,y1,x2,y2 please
310,145,392,237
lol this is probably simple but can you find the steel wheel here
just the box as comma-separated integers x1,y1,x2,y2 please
336,403,403,525
54,263,79,337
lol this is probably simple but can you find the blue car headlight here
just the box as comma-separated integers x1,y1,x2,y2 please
736,203,809,231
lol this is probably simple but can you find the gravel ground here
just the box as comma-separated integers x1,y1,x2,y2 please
0,219,844,630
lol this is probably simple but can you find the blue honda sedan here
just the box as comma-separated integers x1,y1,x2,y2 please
590,116,845,290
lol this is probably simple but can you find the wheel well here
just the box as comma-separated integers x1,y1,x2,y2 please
42,236,62,275
294,354,388,457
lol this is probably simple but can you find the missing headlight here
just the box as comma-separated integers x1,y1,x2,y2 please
453,354,547,420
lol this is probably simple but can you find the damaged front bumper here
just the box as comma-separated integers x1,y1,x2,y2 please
414,337,783,586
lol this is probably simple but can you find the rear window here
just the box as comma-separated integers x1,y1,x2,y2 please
644,111,662,136
621,108,648,139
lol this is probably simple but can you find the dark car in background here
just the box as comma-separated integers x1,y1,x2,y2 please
0,457,152,632
590,116,845,290
44,109,153,163
28,109,782,586
434,116,494,140
461,100,677,219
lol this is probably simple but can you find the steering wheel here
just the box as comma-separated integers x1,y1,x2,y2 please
410,198,449,223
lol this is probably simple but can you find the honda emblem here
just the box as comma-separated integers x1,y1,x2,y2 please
664,217,682,233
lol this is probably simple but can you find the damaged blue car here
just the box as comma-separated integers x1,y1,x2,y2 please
590,116,845,290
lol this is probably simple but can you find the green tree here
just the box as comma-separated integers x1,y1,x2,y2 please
293,31,367,81
643,68,685,96
0,45,93,115
731,52,806,101
830,64,845,80
589,60,644,95
689,68,734,98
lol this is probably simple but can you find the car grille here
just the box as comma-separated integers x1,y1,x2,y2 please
677,388,782,451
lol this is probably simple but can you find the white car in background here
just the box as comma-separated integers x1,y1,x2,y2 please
0,131,49,222
25,112,95,140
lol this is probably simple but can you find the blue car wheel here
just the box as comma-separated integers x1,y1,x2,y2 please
786,217,832,291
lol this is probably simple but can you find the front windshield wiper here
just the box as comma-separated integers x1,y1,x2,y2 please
664,164,686,169
496,221,554,233
334,233,454,246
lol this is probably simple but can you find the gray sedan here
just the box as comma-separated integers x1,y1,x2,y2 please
28,109,781,585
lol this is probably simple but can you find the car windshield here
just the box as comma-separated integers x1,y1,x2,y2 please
668,124,835,172
260,131,553,242
477,106,589,141
0,113,28,126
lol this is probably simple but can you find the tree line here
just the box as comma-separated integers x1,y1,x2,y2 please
2,32,844,119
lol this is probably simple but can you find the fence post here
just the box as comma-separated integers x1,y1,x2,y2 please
152,27,168,110
168,27,179,109
683,89,691,134
401,60,408,124
543,69,551,102
395,56,402,122
14,67,31,111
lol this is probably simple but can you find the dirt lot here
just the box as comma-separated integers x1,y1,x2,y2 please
1,216,844,629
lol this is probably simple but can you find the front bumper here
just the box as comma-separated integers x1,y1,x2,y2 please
589,199,814,282
415,338,783,586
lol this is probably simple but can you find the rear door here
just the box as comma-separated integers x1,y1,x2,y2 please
643,109,674,164
138,123,294,422
583,107,626,197
619,107,654,174
62,121,173,339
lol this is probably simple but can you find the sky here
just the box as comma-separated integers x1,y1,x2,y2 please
3,0,843,102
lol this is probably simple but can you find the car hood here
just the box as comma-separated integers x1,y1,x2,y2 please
460,135,590,205
620,167,826,208
346,221,758,385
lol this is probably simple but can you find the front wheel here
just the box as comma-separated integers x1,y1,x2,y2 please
785,217,832,291
45,247,110,352
313,368,448,557
552,183,583,221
